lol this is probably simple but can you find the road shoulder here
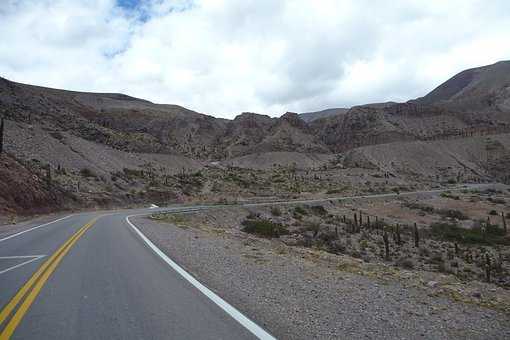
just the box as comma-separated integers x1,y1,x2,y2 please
133,214,510,340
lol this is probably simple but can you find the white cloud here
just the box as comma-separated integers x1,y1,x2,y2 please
0,0,509,118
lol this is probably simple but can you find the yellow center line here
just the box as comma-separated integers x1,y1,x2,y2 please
0,218,97,339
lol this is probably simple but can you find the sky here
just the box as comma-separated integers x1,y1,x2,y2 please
1,0,509,119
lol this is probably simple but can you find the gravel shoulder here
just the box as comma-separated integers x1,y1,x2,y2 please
134,214,510,340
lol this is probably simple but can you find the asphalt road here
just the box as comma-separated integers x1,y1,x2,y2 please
0,183,498,339
0,207,270,340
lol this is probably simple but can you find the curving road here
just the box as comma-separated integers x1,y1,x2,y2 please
0,207,273,340
0,184,497,339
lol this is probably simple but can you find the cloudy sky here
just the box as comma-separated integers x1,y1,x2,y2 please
1,0,509,118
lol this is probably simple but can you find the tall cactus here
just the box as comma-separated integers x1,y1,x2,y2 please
413,223,420,248
502,212,507,234
0,116,4,154
485,253,491,283
383,231,390,260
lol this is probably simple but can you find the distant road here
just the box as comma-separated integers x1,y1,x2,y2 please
0,183,499,339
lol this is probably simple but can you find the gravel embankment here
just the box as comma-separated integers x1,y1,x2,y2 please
134,216,510,340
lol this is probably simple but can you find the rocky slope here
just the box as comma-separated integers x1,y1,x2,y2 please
299,107,349,122
1,60,510,160
1,60,509,214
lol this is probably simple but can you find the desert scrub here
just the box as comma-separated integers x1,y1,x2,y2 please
270,206,282,216
436,209,468,220
241,218,288,238
440,192,460,200
488,197,506,204
396,257,415,269
326,186,349,194
403,202,434,213
310,205,327,216
80,167,96,178
293,206,308,216
150,213,187,226
430,222,509,245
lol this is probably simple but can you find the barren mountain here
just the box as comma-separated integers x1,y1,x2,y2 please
416,60,510,113
1,60,509,214
299,107,349,122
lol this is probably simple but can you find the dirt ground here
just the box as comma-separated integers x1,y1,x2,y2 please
136,187,510,339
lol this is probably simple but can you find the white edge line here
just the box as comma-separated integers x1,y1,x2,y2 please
0,215,72,243
126,215,276,340
0,255,46,275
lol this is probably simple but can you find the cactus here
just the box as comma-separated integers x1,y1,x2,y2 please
383,231,390,260
502,212,507,234
485,253,491,283
46,165,52,186
0,116,4,154
413,223,419,248
396,224,401,245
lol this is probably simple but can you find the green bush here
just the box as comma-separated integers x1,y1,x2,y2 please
430,222,508,245
441,192,460,200
241,219,288,238
293,206,308,216
489,210,498,216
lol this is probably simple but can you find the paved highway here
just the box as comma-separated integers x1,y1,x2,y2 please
0,207,273,340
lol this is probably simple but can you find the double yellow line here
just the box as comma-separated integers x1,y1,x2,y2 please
0,218,97,339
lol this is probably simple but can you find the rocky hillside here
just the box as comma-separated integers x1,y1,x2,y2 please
0,78,326,160
1,60,509,161
0,153,77,217
299,108,349,122
1,61,510,215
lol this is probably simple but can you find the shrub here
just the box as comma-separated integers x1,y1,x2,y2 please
404,202,434,213
241,219,288,238
488,197,506,204
123,167,144,179
80,167,96,178
489,210,498,216
310,205,327,216
441,192,460,200
293,206,308,216
270,206,282,216
437,209,468,220
430,221,508,245
396,257,415,269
